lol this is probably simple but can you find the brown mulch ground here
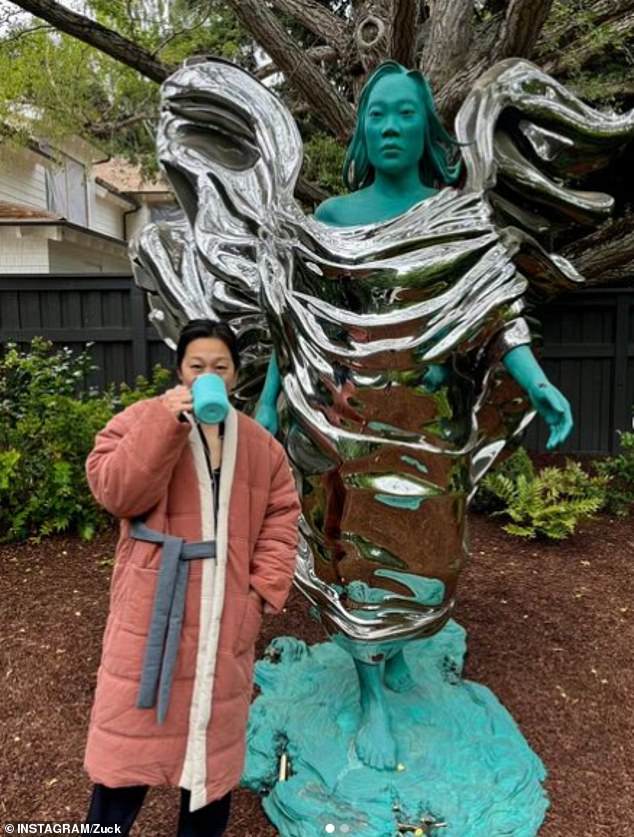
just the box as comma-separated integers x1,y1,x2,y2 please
1,505,633,836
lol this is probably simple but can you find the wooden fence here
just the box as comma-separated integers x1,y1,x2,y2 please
0,274,174,388
524,284,634,454
1,274,633,454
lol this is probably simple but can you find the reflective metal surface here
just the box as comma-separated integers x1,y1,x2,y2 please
131,56,634,643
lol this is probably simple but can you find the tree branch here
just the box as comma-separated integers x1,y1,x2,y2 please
492,0,555,61
296,174,328,206
151,7,213,59
225,0,355,140
256,45,337,81
6,0,174,82
89,112,157,137
421,0,474,93
389,0,418,67
0,23,53,47
562,214,634,284
268,0,348,54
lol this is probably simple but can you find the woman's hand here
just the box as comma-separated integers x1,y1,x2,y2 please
528,382,573,450
255,402,279,435
162,385,194,420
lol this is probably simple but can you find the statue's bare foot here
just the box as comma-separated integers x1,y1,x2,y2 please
384,649,416,693
353,657,397,769
354,700,397,769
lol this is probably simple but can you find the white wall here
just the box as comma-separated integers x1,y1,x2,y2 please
93,193,125,240
0,229,50,273
0,146,47,210
125,204,152,242
48,239,131,273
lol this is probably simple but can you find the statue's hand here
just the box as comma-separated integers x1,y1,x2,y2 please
255,402,279,436
528,382,573,450
421,363,449,393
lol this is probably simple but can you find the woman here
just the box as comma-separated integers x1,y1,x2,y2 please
83,319,301,836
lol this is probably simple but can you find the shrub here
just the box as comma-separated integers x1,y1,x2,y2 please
481,456,609,540
0,338,171,543
594,431,634,517
116,365,173,410
470,446,535,515
302,132,347,197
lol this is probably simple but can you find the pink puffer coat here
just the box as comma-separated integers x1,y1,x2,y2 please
83,396,300,812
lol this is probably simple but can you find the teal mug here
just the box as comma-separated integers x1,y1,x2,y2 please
191,373,229,424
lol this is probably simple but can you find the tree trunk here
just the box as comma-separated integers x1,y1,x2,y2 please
493,0,555,60
351,0,392,80
268,0,348,54
389,0,419,68
421,0,474,94
225,0,355,140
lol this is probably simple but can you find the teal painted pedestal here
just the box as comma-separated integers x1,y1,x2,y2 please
241,621,548,836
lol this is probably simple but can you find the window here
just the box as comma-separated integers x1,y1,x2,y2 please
45,151,88,227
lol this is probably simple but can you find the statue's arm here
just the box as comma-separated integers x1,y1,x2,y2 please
255,351,282,435
502,344,573,450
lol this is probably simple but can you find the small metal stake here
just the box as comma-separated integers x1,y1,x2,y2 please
278,752,289,782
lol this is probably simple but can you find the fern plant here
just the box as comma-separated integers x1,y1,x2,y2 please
471,446,535,514
482,458,608,540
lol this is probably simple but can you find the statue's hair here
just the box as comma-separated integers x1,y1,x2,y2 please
343,61,462,191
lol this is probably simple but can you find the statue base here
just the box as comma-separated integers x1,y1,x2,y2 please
241,621,548,837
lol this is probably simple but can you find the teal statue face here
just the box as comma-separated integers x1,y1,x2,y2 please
343,61,461,192
364,73,425,178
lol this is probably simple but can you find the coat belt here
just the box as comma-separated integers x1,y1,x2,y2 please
129,519,216,724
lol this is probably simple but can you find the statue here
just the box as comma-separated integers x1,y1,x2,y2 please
253,61,573,769
130,55,634,833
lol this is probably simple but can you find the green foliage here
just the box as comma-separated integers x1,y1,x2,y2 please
302,132,347,197
116,365,174,409
540,1,634,109
594,431,634,517
0,338,171,544
471,446,535,515
481,455,608,540
0,1,252,173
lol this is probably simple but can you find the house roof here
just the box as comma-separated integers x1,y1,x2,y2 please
93,177,138,208
0,201,129,247
0,201,62,222
0,202,128,249
93,157,170,194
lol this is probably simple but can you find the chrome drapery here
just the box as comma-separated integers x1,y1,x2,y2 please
130,56,634,642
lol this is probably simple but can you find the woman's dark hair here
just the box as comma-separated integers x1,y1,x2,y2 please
176,319,241,371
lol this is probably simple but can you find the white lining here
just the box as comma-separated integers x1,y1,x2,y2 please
178,407,239,811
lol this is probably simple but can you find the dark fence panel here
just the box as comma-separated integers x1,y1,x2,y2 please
524,285,634,454
1,274,633,453
0,275,176,392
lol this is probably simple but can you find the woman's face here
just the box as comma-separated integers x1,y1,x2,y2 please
364,73,425,178
177,337,238,391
